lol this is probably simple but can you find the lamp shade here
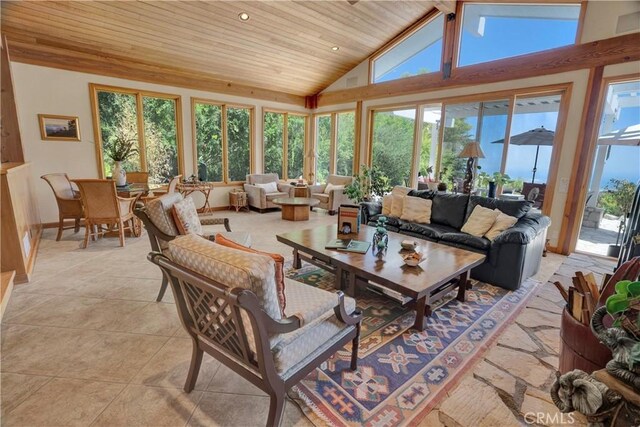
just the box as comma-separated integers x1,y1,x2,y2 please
458,141,485,158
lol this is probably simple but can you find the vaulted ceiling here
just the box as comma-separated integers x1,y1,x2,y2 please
1,1,438,97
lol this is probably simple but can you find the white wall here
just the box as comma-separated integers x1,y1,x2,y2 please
12,63,308,223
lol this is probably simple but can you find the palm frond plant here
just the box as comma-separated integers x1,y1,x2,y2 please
104,132,138,162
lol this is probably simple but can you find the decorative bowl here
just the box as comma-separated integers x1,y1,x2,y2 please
401,240,418,251
402,252,424,267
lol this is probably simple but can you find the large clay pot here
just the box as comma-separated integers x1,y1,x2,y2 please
113,161,126,186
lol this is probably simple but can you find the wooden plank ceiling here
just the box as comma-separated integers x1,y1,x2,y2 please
1,0,437,97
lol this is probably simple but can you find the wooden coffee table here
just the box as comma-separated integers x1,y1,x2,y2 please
272,197,320,221
277,224,486,331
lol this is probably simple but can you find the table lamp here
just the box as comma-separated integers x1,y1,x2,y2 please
458,141,485,194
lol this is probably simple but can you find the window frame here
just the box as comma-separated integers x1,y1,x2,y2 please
261,108,309,181
191,97,255,186
369,9,445,85
89,83,184,180
313,109,357,182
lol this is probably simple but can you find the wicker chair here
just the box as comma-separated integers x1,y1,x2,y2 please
149,234,362,427
134,192,251,301
41,173,84,241
73,179,138,248
126,171,149,185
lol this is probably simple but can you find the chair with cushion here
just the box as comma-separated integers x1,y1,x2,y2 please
149,233,362,427
41,173,84,241
309,174,355,215
134,192,251,301
73,179,138,248
244,174,294,213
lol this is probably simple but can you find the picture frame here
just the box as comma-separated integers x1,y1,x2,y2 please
38,114,81,141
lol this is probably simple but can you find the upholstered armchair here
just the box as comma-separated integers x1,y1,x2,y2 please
309,174,355,215
244,173,294,212
149,234,362,427
134,192,251,301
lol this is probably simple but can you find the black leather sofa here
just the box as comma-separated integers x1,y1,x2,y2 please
361,190,551,290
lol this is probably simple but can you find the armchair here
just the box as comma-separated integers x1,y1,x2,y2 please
244,173,294,212
41,173,84,241
134,192,251,301
309,174,355,215
149,234,362,427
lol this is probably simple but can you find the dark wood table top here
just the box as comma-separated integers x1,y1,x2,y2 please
271,197,320,207
277,224,486,298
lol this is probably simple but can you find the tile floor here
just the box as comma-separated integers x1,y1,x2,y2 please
1,208,610,426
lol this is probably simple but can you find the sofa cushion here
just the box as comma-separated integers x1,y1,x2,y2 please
146,192,183,237
266,192,288,201
461,205,500,237
209,231,252,248
407,189,436,200
399,222,457,240
273,279,356,377
390,194,405,217
431,193,469,229
382,194,393,216
493,213,551,245
401,196,432,224
255,181,279,193
168,234,282,321
248,173,280,185
392,186,413,196
171,197,204,235
440,232,491,252
485,210,518,241
214,233,286,316
467,195,531,221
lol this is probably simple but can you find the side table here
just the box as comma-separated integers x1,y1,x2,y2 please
293,185,309,198
229,190,249,212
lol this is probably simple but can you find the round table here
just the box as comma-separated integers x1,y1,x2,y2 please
272,197,320,221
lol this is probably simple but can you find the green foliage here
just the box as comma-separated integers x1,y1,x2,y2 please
371,111,416,186
195,103,223,182
440,119,473,186
336,112,355,177
264,112,285,177
316,116,331,183
598,179,636,217
605,280,640,369
103,131,138,163
344,165,392,203
287,115,305,179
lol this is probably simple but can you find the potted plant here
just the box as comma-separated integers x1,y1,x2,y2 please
599,179,636,258
104,132,138,186
345,165,392,203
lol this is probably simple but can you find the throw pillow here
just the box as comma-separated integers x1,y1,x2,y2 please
390,194,405,218
215,233,287,316
401,196,432,224
255,181,279,194
391,186,412,196
382,194,393,216
485,209,518,241
461,205,500,237
324,183,345,194
171,197,203,235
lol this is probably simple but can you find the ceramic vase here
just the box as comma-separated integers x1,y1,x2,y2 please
488,182,497,198
113,161,127,186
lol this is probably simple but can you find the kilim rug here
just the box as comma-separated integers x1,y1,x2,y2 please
285,264,539,427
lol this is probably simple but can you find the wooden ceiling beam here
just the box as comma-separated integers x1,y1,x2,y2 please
316,32,640,106
7,40,306,106
433,1,457,15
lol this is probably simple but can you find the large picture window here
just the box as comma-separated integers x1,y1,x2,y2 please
314,111,356,183
371,13,444,84
371,108,417,186
458,3,580,67
193,99,252,183
91,84,183,184
263,111,308,180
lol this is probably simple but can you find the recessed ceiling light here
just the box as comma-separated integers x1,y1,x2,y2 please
331,46,339,51
238,12,250,22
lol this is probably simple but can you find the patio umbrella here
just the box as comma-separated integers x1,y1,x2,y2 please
597,124,640,146
491,126,555,183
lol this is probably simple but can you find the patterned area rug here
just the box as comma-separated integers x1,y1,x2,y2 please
286,265,539,427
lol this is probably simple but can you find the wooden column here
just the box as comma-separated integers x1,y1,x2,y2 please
1,35,24,163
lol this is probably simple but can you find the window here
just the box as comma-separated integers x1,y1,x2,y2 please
371,13,444,84
458,3,580,67
193,99,253,183
263,111,308,180
92,85,182,184
371,108,417,186
314,111,356,183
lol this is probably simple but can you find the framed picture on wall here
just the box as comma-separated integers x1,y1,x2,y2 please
38,114,81,141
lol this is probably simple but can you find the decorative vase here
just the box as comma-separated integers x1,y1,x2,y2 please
113,161,126,186
372,216,388,255
488,182,497,198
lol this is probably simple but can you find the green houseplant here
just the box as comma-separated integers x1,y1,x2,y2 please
344,165,392,203
104,133,138,186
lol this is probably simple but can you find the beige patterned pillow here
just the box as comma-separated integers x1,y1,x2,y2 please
382,194,393,216
401,196,432,224
390,194,405,218
461,205,500,237
485,209,518,241
171,197,203,235
324,183,345,194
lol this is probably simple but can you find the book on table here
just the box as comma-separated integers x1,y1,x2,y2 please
325,239,371,254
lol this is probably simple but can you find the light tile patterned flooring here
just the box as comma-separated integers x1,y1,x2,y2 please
1,208,612,426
